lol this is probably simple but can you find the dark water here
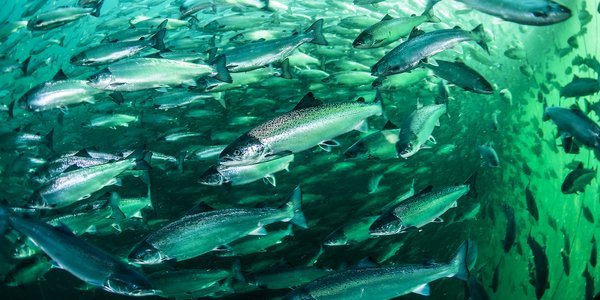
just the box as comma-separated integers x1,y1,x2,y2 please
0,0,598,299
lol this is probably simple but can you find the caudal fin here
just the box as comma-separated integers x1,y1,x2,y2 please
90,0,103,17
464,172,477,198
282,186,307,228
150,20,167,51
305,19,328,46
470,25,489,54
44,129,54,152
451,240,478,281
422,0,441,23
210,54,232,83
126,148,152,170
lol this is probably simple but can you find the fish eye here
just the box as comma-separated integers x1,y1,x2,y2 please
233,149,242,156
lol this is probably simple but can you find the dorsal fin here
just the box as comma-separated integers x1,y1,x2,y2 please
408,27,425,39
381,14,393,21
570,104,582,111
577,162,584,169
415,185,433,196
52,69,68,81
74,149,92,157
293,92,323,110
382,120,399,130
356,257,379,268
185,202,215,215
355,97,365,103
573,74,580,80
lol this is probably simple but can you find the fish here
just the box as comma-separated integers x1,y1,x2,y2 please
214,19,327,73
0,128,54,151
352,1,440,49
17,70,109,113
560,75,600,98
86,56,232,92
70,20,167,66
82,113,141,129
424,59,494,94
584,205,595,223
323,215,378,246
527,233,549,300
369,173,476,236
128,186,306,264
179,0,215,19
148,264,240,299
27,4,103,31
0,205,156,296
491,263,499,292
454,0,571,26
583,265,594,300
198,152,294,187
4,256,52,287
343,121,401,161
591,235,597,267
219,92,383,166
478,143,500,167
561,162,595,194
396,101,447,158
525,182,539,221
28,149,151,209
467,273,491,300
371,25,489,77
544,105,600,157
502,205,516,253
286,240,477,300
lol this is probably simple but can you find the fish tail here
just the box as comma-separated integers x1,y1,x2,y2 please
542,100,550,121
126,148,153,170
150,20,167,51
210,54,232,83
90,0,103,17
451,240,477,281
305,19,328,46
187,16,200,30
284,186,307,229
20,56,31,75
44,128,54,152
7,99,15,119
109,192,126,220
231,260,246,284
423,0,441,23
464,172,477,198
470,24,489,54
374,88,385,118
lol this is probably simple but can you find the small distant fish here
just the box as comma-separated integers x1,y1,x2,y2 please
27,4,103,31
560,250,570,276
425,59,494,94
591,235,597,267
502,205,516,253
561,162,595,194
352,0,440,49
491,263,500,293
583,265,594,300
525,182,539,221
454,0,571,26
371,25,489,77
527,233,549,300
478,143,499,167
583,205,595,223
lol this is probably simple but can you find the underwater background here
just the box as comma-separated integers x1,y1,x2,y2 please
0,0,598,299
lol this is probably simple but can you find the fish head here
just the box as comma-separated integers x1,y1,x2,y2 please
396,140,418,159
128,241,167,265
219,135,267,166
69,52,89,66
343,141,370,160
535,2,571,23
104,272,157,296
323,231,348,246
87,68,115,89
352,32,375,48
369,213,405,236
198,165,227,186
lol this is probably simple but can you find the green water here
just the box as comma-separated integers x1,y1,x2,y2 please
0,0,598,299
